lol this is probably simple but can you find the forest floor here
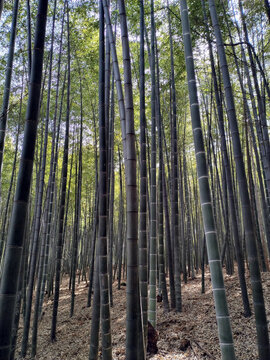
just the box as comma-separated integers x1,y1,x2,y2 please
16,266,270,360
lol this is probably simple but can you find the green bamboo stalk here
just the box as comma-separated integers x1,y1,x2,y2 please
89,255,100,360
117,151,124,291
148,0,157,330
50,1,70,342
180,1,236,359
157,95,169,313
167,0,181,310
38,2,66,318
208,0,270,358
70,75,83,318
107,63,115,307
98,2,112,358
0,0,48,358
139,0,148,350
26,0,32,80
102,0,126,159
87,111,99,308
118,0,140,358
22,2,58,355
201,0,251,317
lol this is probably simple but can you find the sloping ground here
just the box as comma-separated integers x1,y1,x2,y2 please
16,267,270,359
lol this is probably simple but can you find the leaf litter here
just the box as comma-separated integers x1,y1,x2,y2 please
15,266,270,359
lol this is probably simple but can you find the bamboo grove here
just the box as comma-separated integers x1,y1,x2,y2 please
0,0,269,359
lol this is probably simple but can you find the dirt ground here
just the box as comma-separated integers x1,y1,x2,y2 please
16,267,270,359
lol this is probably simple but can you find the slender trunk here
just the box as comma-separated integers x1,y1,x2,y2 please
26,0,32,80
70,70,83,318
102,0,126,160
139,0,148,349
87,111,99,307
38,7,66,317
118,0,140,357
167,0,181,311
148,0,157,330
201,235,206,294
201,0,251,317
209,0,270,357
9,221,29,360
21,2,57,354
89,255,100,360
117,151,124,291
162,161,175,308
108,70,114,308
239,0,270,203
0,0,48,357
97,3,112,358
157,87,169,314
245,124,266,272
0,0,20,186
180,2,236,359
0,117,20,263
50,1,70,342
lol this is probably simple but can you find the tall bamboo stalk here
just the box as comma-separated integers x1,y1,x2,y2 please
208,0,270,357
98,2,112,358
148,0,157,330
139,0,148,349
51,0,70,342
0,0,49,357
26,0,32,80
180,1,235,359
167,0,181,310
102,0,126,159
118,0,140,357
21,2,57,354
201,0,251,317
